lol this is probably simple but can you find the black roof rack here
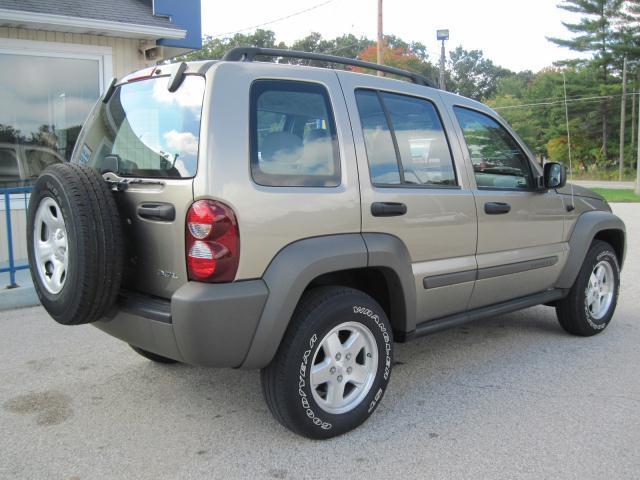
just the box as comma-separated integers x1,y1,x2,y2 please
221,47,438,89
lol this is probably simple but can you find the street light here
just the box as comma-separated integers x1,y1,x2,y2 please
437,29,449,90
436,29,449,41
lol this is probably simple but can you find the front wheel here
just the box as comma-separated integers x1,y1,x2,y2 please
261,287,393,439
556,240,620,336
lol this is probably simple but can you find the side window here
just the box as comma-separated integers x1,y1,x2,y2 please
454,107,533,190
250,80,340,187
355,89,456,187
354,90,400,184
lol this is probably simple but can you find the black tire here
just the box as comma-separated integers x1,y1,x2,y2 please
130,345,179,364
555,240,620,336
261,286,393,439
27,163,123,325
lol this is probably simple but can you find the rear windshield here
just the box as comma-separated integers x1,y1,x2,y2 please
74,75,205,178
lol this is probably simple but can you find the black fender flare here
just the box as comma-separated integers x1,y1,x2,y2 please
362,233,417,334
555,211,626,289
240,233,416,368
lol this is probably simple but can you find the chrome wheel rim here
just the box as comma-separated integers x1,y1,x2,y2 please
585,260,614,321
310,321,378,415
33,197,68,294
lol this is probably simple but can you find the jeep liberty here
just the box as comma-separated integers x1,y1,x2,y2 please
27,48,626,439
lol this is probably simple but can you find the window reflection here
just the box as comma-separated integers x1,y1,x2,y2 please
0,53,100,186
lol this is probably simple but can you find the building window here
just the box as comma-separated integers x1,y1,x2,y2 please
0,39,110,187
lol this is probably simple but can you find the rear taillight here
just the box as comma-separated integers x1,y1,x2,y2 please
186,200,239,282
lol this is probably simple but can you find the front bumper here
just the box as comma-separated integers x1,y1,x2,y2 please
94,280,269,367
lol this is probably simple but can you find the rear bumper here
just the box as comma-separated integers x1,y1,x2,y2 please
93,280,269,367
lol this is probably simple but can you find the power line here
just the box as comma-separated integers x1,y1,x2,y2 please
493,92,639,110
210,0,337,38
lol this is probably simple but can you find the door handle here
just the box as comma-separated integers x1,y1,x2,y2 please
484,202,511,215
371,202,407,217
137,203,176,221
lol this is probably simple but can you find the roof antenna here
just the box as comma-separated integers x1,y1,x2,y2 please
562,71,575,212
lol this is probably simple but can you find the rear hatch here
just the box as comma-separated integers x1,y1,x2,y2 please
72,70,206,299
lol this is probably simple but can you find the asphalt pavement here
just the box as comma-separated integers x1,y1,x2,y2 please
571,180,635,190
1,204,639,480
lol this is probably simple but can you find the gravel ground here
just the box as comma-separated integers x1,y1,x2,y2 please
1,204,638,480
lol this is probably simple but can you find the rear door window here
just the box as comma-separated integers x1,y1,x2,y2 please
354,90,400,185
355,90,456,187
250,80,340,187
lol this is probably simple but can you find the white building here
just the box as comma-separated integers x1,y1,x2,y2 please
0,0,202,265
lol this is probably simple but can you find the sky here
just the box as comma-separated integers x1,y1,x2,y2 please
201,0,591,73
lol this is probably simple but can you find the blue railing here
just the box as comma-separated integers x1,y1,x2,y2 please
1,186,32,288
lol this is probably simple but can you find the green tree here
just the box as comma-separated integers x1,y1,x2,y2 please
448,47,512,101
355,40,438,83
178,29,285,61
547,0,625,160
615,1,640,60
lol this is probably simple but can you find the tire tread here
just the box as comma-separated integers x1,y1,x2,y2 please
260,286,387,438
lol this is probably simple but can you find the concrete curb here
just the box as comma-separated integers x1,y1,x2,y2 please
0,285,40,311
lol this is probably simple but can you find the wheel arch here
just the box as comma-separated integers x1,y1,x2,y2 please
305,265,409,340
556,211,626,289
594,229,625,266
240,233,416,368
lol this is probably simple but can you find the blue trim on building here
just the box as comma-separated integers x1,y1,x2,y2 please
154,0,202,50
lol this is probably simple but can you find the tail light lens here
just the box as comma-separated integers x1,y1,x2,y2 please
186,200,239,282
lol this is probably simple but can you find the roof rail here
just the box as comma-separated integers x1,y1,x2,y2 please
221,47,438,89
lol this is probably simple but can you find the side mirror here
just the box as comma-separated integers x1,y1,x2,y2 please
543,162,566,189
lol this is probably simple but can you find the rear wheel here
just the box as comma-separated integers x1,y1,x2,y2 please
130,345,179,364
261,287,393,439
555,240,620,336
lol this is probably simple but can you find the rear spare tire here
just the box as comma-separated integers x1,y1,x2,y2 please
27,163,123,325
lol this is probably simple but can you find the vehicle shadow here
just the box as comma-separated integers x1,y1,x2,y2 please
110,304,592,442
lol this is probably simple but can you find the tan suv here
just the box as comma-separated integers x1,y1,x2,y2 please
27,48,626,439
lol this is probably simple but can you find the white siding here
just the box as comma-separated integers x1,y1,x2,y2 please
0,27,151,78
0,209,28,264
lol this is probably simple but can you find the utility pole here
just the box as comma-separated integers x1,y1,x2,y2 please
632,69,638,153
437,30,449,90
619,56,628,181
376,0,383,76
439,41,446,90
637,86,640,195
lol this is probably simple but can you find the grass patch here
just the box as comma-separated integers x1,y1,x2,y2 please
591,188,640,203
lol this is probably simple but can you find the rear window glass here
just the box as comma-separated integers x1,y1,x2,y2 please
75,75,205,178
250,80,340,187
